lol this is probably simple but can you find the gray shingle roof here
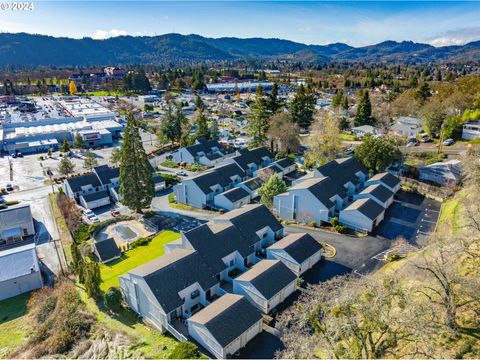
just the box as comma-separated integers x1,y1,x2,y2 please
219,187,250,203
93,165,119,186
235,260,296,300
188,294,262,348
316,157,367,187
0,242,39,282
267,233,323,264
368,172,401,189
275,158,295,169
190,163,245,194
185,138,223,157
131,249,217,314
232,147,274,172
65,173,102,193
239,177,263,191
359,184,394,203
345,198,384,220
95,238,121,262
81,190,110,202
290,177,345,208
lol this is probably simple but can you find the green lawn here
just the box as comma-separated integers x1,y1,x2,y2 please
339,133,356,141
100,230,180,291
439,196,465,234
0,293,31,357
77,285,178,358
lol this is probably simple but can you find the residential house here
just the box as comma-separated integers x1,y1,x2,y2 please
63,173,105,204
266,233,323,276
233,260,297,314
313,157,368,197
419,159,463,187
214,187,251,211
93,238,121,263
354,184,394,208
390,116,423,138
351,125,376,138
120,248,220,340
229,147,274,177
462,121,480,140
365,172,401,193
339,198,385,232
187,294,263,359
173,163,246,208
0,203,35,245
172,138,230,166
0,242,43,301
235,177,263,199
274,177,346,225
274,158,296,176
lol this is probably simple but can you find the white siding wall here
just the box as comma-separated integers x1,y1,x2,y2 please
339,210,374,232
274,189,330,224
173,181,207,208
233,280,268,313
0,271,43,301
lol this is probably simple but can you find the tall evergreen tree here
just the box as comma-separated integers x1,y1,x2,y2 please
195,111,210,140
60,138,70,153
289,84,316,129
248,86,270,147
84,256,101,299
210,119,219,141
158,103,183,144
58,156,75,176
119,114,155,212
354,90,374,126
267,83,283,113
73,133,84,149
83,150,98,171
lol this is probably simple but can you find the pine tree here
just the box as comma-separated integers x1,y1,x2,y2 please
210,119,219,141
84,256,101,299
110,147,121,167
258,175,288,208
267,83,283,113
289,84,316,129
58,156,75,176
195,111,210,140
195,95,204,110
332,91,344,108
119,114,155,212
73,133,84,149
248,86,270,147
158,103,183,144
60,138,70,153
354,90,374,126
416,82,431,104
83,150,98,171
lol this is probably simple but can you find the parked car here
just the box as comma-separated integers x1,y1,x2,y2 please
443,138,455,146
89,215,100,223
5,183,14,192
16,152,23,158
176,171,188,176
110,209,121,217
420,134,431,143
83,209,95,217
406,138,418,147
10,153,16,158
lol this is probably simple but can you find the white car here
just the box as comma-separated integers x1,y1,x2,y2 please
443,138,455,146
89,216,100,223
83,209,95,217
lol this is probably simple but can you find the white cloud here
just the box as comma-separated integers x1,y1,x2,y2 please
92,29,128,40
425,27,480,47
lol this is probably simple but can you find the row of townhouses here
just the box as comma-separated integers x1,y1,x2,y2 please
63,165,165,209
274,157,401,232
173,146,296,210
0,203,43,301
172,138,235,167
119,204,323,358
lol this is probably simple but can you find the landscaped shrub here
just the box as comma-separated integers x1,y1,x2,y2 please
130,235,154,248
334,225,348,234
168,341,201,359
73,223,91,244
159,173,180,186
103,287,123,312
168,192,175,203
330,217,339,227
308,221,317,228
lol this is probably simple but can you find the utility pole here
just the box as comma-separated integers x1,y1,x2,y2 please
46,169,55,193
9,158,13,181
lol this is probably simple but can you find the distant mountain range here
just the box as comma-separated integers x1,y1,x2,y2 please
0,32,479,66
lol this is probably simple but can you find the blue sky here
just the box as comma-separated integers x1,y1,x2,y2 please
1,1,480,47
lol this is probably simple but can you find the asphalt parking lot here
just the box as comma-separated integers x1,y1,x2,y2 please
373,190,441,246
144,212,205,233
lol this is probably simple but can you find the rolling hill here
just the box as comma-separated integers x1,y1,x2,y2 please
0,32,479,66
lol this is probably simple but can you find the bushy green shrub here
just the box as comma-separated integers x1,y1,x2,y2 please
73,223,91,243
330,217,339,227
309,221,317,228
335,225,348,234
104,287,123,312
168,341,201,359
130,235,153,248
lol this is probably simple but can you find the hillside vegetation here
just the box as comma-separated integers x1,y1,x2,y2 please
1,33,480,66
277,153,480,359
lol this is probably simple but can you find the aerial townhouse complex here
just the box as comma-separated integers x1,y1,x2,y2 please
274,157,401,232
119,204,323,358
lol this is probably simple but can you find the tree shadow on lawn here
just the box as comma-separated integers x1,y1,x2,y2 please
0,292,30,325
104,253,130,267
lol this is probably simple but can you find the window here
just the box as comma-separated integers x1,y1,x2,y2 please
262,233,268,239
190,290,200,299
229,259,234,267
